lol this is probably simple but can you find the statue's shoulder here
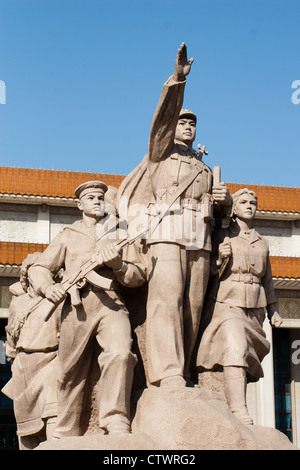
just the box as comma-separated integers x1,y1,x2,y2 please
60,219,85,237
191,148,212,174
198,158,212,174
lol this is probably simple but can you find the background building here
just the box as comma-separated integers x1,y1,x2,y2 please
0,166,299,449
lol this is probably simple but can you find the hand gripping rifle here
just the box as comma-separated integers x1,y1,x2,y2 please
28,229,147,322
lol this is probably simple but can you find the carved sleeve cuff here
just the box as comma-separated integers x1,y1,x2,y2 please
165,76,187,86
113,261,128,276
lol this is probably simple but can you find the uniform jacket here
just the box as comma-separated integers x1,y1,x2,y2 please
211,222,277,309
28,218,147,297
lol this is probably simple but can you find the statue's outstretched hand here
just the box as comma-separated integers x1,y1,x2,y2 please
173,42,194,82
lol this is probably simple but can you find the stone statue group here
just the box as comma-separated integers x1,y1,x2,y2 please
2,43,282,450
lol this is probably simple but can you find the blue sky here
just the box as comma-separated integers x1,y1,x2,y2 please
0,0,299,188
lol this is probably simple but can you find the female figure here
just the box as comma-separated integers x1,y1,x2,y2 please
197,188,282,425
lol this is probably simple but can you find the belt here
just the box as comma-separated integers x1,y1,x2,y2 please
229,273,261,284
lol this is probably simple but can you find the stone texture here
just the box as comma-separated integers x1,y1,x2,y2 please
36,386,297,451
132,387,296,450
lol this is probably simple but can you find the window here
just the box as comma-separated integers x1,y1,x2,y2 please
273,328,293,441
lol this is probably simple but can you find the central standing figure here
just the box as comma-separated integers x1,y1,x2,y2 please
118,43,232,387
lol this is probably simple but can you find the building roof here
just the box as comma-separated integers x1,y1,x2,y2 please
227,183,300,214
271,256,300,290
1,167,300,214
269,256,300,279
0,167,124,199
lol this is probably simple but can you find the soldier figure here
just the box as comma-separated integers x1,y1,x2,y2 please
29,181,146,437
118,43,232,387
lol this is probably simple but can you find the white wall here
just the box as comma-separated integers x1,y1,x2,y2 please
0,205,79,244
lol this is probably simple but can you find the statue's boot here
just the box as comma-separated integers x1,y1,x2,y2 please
160,375,186,387
106,421,131,435
223,366,253,426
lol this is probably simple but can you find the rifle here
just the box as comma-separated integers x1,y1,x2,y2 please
27,229,147,322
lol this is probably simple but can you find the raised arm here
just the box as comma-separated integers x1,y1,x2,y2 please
148,43,194,162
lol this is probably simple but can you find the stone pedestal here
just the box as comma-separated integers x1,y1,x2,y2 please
37,386,297,450
132,386,296,450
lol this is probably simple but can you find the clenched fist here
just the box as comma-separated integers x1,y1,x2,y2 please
212,182,232,206
44,283,66,304
217,238,232,267
100,244,123,271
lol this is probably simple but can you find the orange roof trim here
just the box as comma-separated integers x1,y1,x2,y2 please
227,183,300,214
0,167,124,199
0,242,49,266
0,167,300,213
270,256,300,279
0,242,299,279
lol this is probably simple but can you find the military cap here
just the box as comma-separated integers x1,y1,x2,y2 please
179,108,197,124
75,180,108,199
